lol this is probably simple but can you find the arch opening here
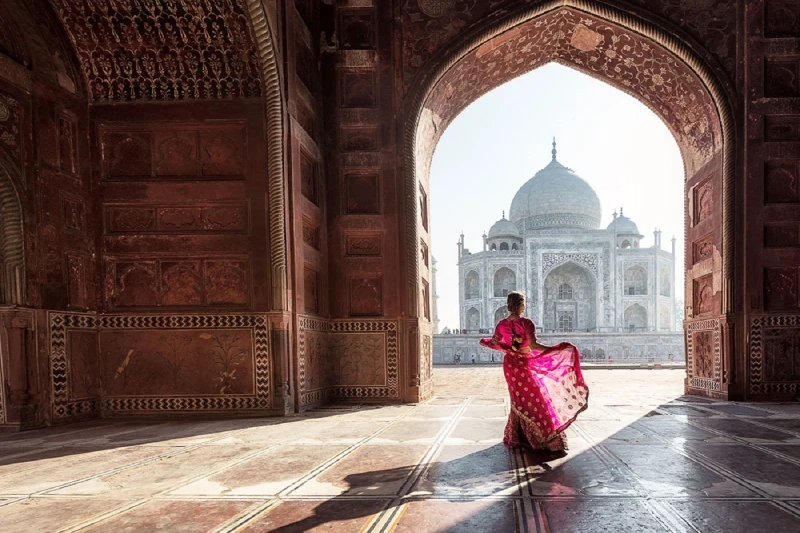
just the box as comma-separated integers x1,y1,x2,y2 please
412,0,734,399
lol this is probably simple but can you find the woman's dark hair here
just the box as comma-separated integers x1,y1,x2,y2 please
507,291,525,314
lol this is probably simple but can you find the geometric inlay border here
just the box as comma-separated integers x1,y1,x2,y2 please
298,315,332,407
749,314,800,395
49,312,271,417
686,318,721,392
330,320,399,399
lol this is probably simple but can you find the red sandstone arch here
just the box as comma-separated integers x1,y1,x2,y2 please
405,1,736,398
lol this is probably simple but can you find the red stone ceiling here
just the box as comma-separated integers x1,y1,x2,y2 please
419,8,722,174
48,0,262,102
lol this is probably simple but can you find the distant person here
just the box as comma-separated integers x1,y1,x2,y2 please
480,291,589,456
668,353,674,363
471,354,476,364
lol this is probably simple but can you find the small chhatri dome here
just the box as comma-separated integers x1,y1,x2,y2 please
509,139,602,230
606,207,641,235
488,211,521,238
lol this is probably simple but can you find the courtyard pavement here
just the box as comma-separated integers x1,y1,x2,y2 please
2,368,800,532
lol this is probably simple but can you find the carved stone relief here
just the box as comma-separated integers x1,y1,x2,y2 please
765,1,800,38
330,332,386,386
50,0,262,101
105,133,153,177
106,204,248,234
764,224,800,248
350,277,382,316
302,219,320,250
750,316,800,396
346,233,381,256
765,160,799,204
693,330,714,379
694,274,714,316
340,125,379,152
695,179,714,224
345,173,380,214
304,266,319,313
0,91,21,163
340,69,377,108
57,112,77,175
67,330,98,400
765,58,800,98
693,234,714,263
765,115,800,142
339,10,376,50
764,267,798,310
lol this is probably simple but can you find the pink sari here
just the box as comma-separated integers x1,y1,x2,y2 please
480,317,589,451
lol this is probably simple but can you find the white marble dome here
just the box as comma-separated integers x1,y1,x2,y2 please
487,215,521,238
606,212,641,235
509,155,602,230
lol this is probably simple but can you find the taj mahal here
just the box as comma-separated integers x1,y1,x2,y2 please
433,141,685,364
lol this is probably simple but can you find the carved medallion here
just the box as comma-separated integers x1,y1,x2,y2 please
417,0,456,18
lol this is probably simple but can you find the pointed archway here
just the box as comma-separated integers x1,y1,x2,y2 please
407,1,736,400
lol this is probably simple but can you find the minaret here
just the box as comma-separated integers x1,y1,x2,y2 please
457,232,464,258
432,256,440,333
482,232,487,252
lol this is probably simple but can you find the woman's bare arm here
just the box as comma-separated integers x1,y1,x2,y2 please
530,341,552,352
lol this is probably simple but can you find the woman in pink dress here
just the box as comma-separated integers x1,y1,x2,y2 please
480,291,589,454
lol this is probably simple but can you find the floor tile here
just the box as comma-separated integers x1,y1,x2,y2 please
169,445,347,496
670,501,800,533
292,445,428,496
0,498,128,533
393,499,518,532
238,499,387,532
414,444,519,496
83,499,256,532
540,500,669,532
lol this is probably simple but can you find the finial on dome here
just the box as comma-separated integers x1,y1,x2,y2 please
502,210,505,219
551,137,557,161
620,207,624,216
613,209,618,219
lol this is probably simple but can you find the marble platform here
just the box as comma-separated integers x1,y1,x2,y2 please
2,368,800,532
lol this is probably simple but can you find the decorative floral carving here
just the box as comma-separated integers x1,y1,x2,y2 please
50,0,262,101
110,207,157,232
693,234,714,263
350,278,382,316
155,133,200,176
346,234,381,256
161,262,202,306
201,133,244,175
693,330,714,378
330,333,386,386
115,262,158,307
695,180,714,223
205,261,248,305
0,92,21,161
764,268,798,310
542,252,598,277
419,9,721,174
105,133,152,177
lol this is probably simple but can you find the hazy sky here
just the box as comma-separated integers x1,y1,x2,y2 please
430,63,684,332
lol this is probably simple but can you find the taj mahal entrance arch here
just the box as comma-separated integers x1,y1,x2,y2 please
407,1,736,400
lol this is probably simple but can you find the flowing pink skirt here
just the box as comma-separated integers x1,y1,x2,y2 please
502,342,589,451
